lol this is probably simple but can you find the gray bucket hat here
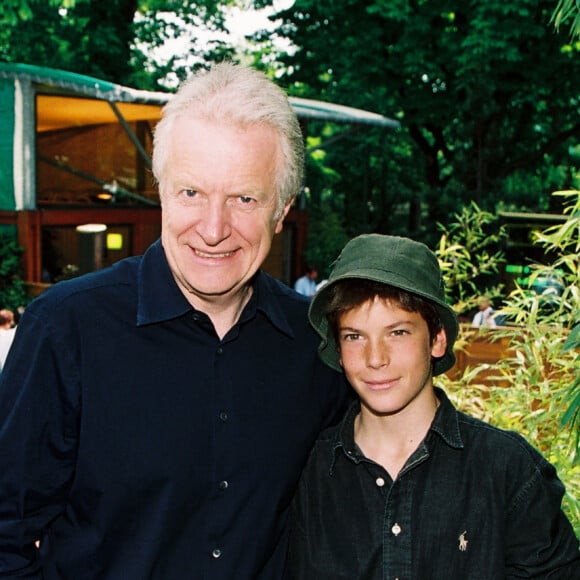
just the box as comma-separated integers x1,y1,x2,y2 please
308,234,459,376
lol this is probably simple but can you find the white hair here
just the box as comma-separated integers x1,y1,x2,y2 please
152,62,304,217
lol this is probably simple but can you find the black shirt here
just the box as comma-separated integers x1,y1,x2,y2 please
0,239,349,579
288,389,580,579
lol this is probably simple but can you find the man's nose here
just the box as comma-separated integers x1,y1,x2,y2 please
196,200,232,245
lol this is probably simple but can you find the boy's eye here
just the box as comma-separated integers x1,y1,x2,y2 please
391,328,409,337
341,333,361,342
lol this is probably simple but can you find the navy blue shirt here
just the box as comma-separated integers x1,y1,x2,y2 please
288,389,580,579
0,240,349,579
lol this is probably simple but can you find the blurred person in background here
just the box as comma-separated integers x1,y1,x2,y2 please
471,296,497,328
294,264,319,298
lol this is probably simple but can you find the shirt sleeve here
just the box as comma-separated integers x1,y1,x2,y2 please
504,443,580,578
0,305,80,577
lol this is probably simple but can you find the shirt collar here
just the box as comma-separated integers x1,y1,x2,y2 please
252,271,295,339
429,387,465,449
329,401,364,472
330,386,464,468
137,240,192,326
136,239,295,338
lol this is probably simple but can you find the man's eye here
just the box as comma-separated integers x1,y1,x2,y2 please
183,189,198,198
239,196,255,205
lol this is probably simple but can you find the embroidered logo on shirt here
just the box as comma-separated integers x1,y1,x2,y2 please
458,530,468,551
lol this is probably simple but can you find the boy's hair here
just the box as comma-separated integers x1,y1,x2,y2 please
325,279,442,347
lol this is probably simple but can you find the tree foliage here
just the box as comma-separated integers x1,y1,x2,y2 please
552,0,580,38
0,233,30,312
1,0,139,83
435,202,507,317
441,190,580,535
0,0,236,89
262,0,580,243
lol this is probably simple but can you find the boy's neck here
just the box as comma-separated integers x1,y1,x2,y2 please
354,388,440,480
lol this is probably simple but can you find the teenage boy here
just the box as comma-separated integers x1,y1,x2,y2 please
288,234,580,579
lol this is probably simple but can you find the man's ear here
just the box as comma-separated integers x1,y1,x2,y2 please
431,327,447,359
274,198,294,234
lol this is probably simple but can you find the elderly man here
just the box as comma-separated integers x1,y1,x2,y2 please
0,63,349,580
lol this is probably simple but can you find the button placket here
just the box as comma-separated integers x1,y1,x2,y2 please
211,339,235,560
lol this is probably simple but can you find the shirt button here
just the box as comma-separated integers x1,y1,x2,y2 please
212,548,222,559
375,477,385,487
192,313,200,321
219,480,229,490
219,411,229,422
217,347,224,355
391,523,402,536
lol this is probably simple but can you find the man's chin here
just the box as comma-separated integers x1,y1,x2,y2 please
183,279,251,301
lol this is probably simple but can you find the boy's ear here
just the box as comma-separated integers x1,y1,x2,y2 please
431,327,447,359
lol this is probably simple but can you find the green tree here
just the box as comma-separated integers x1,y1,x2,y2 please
263,0,580,241
0,0,236,89
0,0,139,83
